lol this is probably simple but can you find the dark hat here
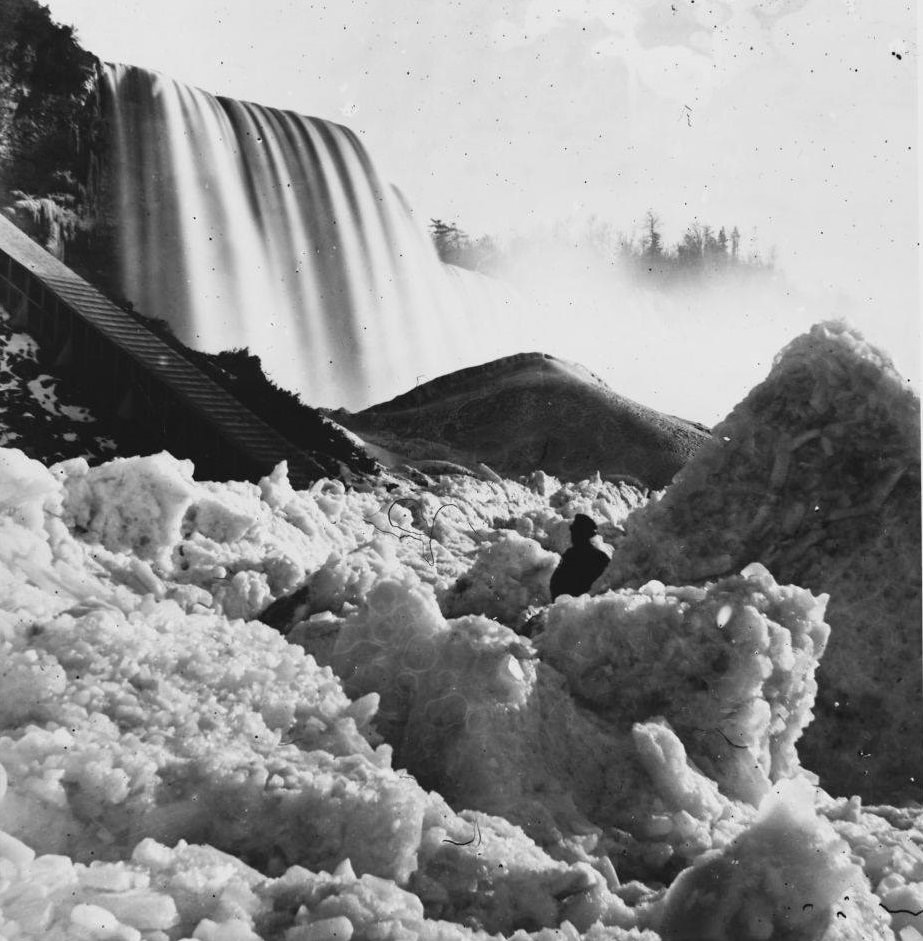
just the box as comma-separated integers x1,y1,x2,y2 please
570,514,598,537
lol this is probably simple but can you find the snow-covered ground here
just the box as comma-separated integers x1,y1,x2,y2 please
0,322,921,941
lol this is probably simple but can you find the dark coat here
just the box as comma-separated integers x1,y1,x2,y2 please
549,542,609,600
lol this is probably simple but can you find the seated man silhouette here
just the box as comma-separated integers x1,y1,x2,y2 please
550,514,610,601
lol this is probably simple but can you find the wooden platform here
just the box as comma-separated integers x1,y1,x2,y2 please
0,213,325,487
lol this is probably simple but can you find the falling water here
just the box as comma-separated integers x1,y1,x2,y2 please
102,64,522,410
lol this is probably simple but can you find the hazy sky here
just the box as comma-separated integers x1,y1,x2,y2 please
45,0,919,419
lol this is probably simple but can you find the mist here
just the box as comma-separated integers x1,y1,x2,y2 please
440,218,856,426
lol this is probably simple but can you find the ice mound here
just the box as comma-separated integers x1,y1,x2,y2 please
440,530,558,626
60,454,197,563
0,448,647,937
0,446,60,528
822,797,923,940
539,564,829,806
595,321,921,802
657,778,895,940
0,379,919,941
310,563,831,884
275,473,638,631
0,590,430,881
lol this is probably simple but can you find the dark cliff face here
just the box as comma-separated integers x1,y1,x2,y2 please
0,0,107,270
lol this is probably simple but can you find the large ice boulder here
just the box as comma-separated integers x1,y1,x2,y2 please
59,452,197,564
440,530,559,626
595,322,921,802
0,447,61,529
539,564,830,807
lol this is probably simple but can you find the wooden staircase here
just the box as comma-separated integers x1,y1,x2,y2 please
0,214,328,488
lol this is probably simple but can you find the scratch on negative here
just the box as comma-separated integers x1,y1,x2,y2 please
694,727,750,750
442,819,481,847
365,499,482,566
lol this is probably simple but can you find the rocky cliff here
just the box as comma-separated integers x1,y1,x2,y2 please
0,0,111,280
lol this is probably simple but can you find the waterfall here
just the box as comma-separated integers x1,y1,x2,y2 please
101,64,522,410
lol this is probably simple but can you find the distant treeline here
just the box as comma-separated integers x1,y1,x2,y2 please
429,219,504,276
430,211,776,287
